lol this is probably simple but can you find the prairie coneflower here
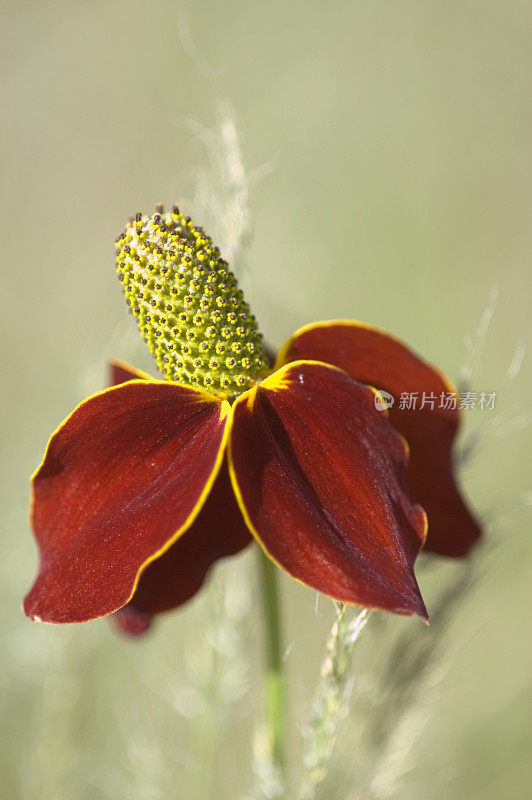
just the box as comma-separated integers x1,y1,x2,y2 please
24,205,480,633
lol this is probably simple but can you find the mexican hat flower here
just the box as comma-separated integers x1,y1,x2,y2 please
24,206,481,634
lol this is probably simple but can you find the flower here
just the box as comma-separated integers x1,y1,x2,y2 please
24,205,480,633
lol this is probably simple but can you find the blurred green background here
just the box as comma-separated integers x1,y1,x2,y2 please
1,1,531,798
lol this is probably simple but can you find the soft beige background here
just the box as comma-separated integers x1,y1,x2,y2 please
1,1,531,798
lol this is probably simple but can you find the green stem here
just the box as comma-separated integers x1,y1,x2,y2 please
258,548,285,786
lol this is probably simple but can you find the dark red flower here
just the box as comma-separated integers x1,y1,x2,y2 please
24,207,480,634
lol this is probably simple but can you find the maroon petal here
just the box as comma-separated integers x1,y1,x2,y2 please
114,459,252,634
278,321,481,557
229,361,428,618
24,381,230,623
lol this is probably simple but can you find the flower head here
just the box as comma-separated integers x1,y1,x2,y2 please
24,205,481,633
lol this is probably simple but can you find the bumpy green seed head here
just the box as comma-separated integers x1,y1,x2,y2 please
115,205,268,398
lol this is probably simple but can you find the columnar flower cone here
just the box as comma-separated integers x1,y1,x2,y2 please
116,207,268,396
24,204,481,634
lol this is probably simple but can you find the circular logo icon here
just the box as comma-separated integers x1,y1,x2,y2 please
374,390,395,411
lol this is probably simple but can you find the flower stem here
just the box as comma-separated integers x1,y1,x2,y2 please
258,547,285,791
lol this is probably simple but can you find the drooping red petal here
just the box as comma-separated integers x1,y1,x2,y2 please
109,357,152,385
106,359,251,634
114,458,252,634
24,381,230,624
278,322,481,557
229,361,428,618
